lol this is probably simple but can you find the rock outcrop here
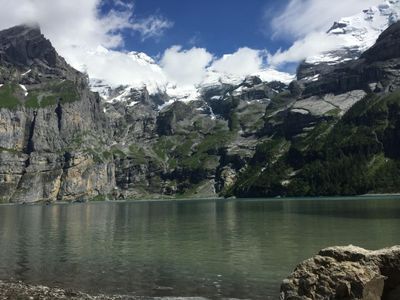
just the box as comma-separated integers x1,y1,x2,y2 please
0,25,114,203
280,245,400,300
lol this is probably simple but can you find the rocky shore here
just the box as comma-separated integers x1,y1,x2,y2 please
280,245,400,300
0,281,207,300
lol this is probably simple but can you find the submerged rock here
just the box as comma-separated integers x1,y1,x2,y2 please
280,245,400,300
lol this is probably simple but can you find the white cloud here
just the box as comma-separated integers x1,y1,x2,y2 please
71,46,168,93
160,46,213,87
130,16,173,41
0,0,172,50
268,0,383,66
0,0,173,91
210,47,267,77
271,0,382,38
268,32,344,66
0,0,118,48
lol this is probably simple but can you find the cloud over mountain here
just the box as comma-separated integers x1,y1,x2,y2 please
0,0,390,92
271,0,382,38
268,0,383,66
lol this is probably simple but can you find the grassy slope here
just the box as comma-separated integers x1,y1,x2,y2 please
0,80,79,109
230,91,400,197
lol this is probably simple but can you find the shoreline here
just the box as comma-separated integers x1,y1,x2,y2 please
0,280,208,300
1,193,400,207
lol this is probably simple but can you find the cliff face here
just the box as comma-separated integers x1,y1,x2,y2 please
0,25,114,203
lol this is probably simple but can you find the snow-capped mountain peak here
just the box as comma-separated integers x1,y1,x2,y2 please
90,0,400,107
306,0,400,65
89,51,294,108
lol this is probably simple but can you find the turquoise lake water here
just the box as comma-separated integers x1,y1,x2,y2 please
0,197,400,299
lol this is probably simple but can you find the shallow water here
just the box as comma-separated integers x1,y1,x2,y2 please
0,197,400,299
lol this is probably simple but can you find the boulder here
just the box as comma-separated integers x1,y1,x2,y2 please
280,245,400,300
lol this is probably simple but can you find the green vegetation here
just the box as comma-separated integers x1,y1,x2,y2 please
151,122,235,195
0,84,21,109
102,151,113,161
90,194,108,202
128,144,147,164
50,80,79,104
227,138,290,197
175,181,209,198
0,147,20,154
230,92,400,197
24,80,79,108
153,136,177,161
180,130,232,171
266,91,293,115
85,148,105,164
110,147,126,158
228,112,240,131
153,125,233,175
25,93,57,108
0,80,80,110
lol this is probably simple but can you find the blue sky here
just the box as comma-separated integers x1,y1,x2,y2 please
101,0,292,57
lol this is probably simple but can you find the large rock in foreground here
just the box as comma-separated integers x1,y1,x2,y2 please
280,245,400,300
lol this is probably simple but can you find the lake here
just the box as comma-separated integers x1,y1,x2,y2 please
0,197,400,299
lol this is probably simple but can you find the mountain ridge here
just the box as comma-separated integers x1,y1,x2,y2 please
94,0,400,110
1,8,400,202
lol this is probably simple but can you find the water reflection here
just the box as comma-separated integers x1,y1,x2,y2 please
0,198,400,299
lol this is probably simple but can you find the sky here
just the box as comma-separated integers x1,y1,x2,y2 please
100,0,291,57
0,0,384,92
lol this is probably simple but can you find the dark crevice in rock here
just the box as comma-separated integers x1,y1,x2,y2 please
24,111,37,170
380,260,400,300
55,102,62,131
26,111,37,155
63,152,72,170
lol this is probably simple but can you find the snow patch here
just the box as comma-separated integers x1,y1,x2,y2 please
291,108,310,115
210,96,222,100
19,84,28,96
127,101,138,107
256,68,295,84
302,74,320,82
22,69,31,76
209,106,216,120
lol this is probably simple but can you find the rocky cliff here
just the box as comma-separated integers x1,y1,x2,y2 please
0,25,114,203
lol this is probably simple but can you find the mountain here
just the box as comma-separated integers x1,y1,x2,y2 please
90,1,400,105
87,47,293,109
2,3,400,202
299,0,400,81
83,0,400,121
0,24,292,202
0,25,112,203
230,20,400,197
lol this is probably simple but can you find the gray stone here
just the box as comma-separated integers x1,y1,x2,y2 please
280,245,400,300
